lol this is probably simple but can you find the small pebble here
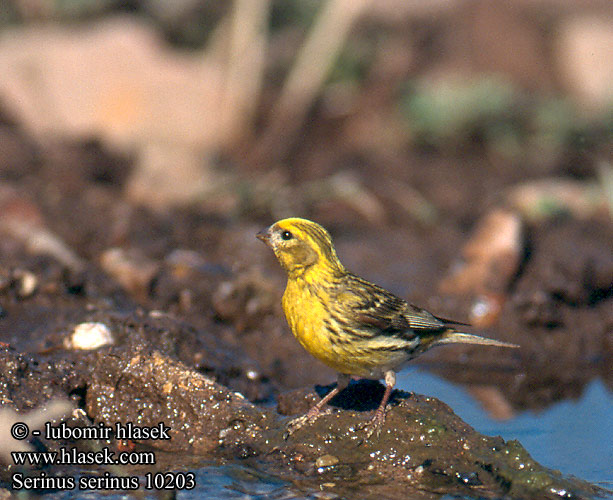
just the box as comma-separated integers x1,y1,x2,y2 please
100,247,158,296
315,454,339,468
15,270,38,298
65,322,114,350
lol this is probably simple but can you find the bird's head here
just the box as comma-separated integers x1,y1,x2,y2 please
257,218,344,277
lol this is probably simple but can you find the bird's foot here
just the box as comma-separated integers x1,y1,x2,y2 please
283,408,331,440
356,407,387,439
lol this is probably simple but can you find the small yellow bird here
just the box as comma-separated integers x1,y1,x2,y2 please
257,217,518,436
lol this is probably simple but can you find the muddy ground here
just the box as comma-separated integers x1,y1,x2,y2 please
0,93,611,499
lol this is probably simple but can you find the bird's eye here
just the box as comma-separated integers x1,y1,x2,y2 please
281,230,293,241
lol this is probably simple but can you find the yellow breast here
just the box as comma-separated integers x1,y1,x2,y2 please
281,279,345,371
281,278,401,377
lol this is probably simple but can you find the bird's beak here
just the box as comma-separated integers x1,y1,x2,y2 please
256,228,271,245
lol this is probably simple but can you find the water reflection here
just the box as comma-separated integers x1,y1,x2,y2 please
397,368,613,488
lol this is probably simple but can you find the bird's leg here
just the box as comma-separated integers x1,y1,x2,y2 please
284,373,350,439
360,370,396,438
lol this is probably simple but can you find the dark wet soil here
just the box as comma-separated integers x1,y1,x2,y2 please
0,99,611,499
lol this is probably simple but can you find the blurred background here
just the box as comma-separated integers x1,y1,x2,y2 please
0,0,612,490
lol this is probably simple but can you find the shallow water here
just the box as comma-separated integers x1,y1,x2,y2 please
53,464,319,500
397,369,613,493
186,464,313,499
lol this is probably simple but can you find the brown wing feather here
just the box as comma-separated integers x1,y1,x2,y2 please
333,273,456,340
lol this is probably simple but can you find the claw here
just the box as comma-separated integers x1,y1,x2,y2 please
283,408,331,439
283,414,309,440
282,376,349,440
356,407,387,440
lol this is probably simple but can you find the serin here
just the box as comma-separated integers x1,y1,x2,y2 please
257,217,518,437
